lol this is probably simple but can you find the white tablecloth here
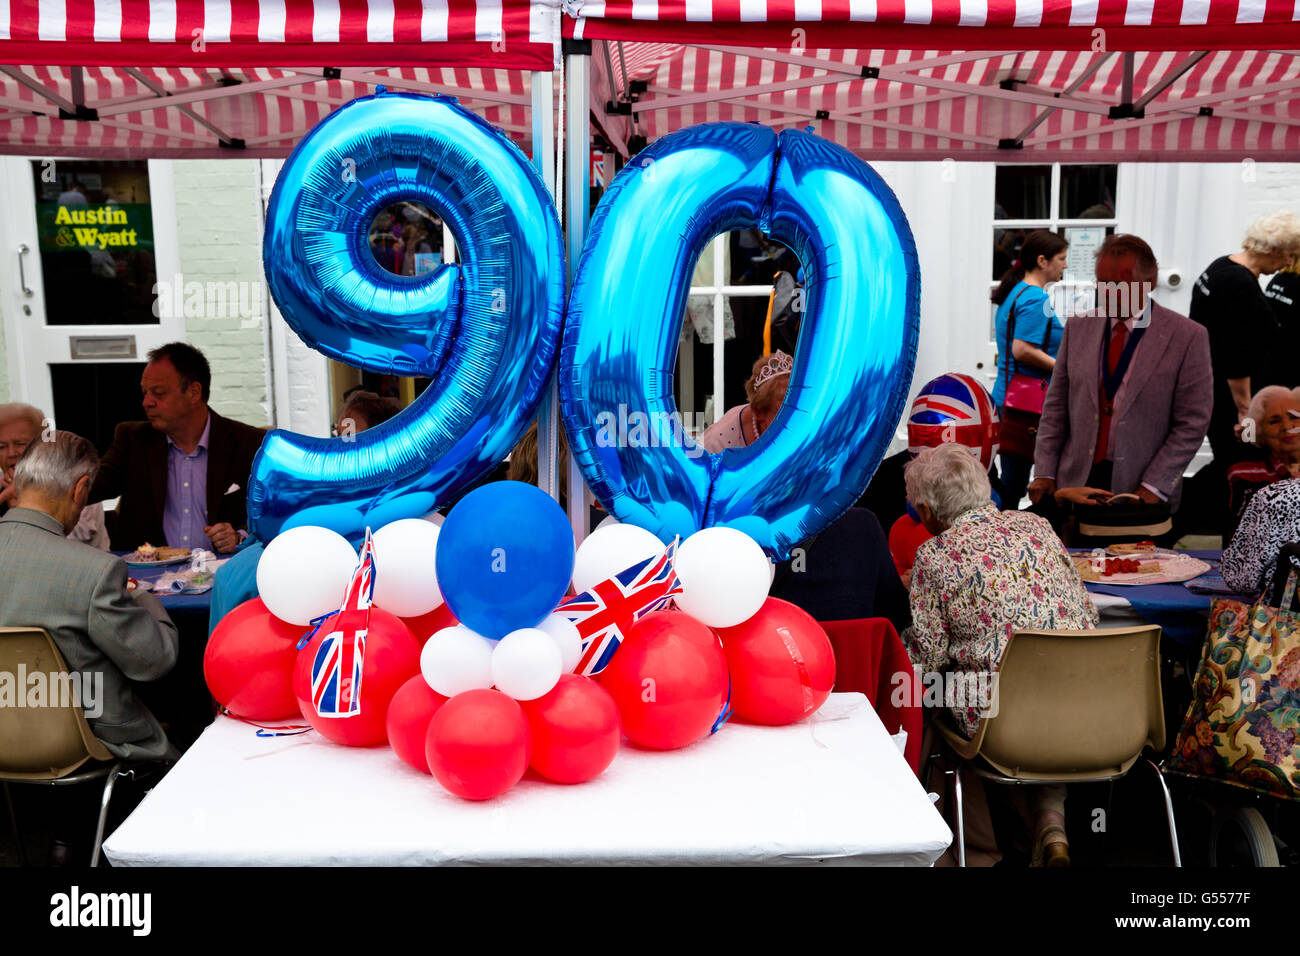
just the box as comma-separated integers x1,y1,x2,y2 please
1090,591,1152,629
104,692,951,866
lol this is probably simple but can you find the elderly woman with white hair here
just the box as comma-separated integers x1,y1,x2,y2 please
1223,386,1300,595
0,403,109,549
1191,210,1300,478
905,442,1098,865
1225,385,1300,540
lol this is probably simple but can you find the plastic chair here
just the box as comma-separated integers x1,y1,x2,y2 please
819,618,923,774
926,624,1181,867
0,626,160,867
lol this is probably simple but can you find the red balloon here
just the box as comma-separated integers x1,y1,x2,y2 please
291,608,420,746
398,603,459,647
597,610,729,751
714,597,835,725
204,597,305,720
521,675,621,784
386,675,449,774
425,689,531,800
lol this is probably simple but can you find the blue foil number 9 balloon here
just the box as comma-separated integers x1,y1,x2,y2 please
248,91,565,540
560,124,920,559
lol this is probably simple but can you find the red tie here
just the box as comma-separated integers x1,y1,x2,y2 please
1095,321,1128,464
1107,321,1128,378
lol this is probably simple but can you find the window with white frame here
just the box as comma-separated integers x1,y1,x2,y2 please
679,232,798,432
991,163,1119,334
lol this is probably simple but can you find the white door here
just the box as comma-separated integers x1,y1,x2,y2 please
0,157,183,447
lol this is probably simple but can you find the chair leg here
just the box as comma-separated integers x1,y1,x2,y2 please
1145,758,1182,868
951,768,966,868
3,782,25,867
90,765,125,868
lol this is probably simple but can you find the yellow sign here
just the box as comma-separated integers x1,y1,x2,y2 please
53,204,138,250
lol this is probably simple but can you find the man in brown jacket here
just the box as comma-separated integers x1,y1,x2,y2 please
1030,235,1213,513
89,343,265,554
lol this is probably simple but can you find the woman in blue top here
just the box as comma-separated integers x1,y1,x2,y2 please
991,230,1069,509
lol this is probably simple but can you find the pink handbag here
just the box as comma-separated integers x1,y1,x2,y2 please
1001,287,1053,416
1004,373,1049,415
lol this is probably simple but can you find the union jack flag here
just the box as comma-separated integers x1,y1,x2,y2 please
556,539,683,676
310,528,376,719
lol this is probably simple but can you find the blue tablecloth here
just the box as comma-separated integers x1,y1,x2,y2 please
1082,549,1239,645
115,552,213,615
114,552,216,749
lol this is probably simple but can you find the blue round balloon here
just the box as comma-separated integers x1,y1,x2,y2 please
248,90,565,541
560,123,920,559
434,481,575,640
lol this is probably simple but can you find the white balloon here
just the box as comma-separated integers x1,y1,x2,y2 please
595,513,621,530
421,626,495,698
491,628,563,701
674,527,771,628
371,518,443,617
572,523,665,594
536,615,584,673
256,525,358,626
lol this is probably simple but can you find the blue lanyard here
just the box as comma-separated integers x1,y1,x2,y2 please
1102,321,1145,401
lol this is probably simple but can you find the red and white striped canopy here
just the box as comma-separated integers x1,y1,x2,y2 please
0,1,556,157
572,0,1300,160
2,0,558,68
0,65,537,157
584,35,1300,160
567,0,1300,52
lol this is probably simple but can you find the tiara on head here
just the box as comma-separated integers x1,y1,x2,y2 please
754,351,794,389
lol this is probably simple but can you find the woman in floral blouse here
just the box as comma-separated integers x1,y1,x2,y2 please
904,442,1098,865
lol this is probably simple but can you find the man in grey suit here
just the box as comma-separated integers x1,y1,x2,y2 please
1029,234,1213,513
0,431,178,760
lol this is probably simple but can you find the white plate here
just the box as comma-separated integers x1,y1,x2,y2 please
124,553,192,568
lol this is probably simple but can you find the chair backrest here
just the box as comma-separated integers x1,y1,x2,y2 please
0,626,113,780
975,625,1164,781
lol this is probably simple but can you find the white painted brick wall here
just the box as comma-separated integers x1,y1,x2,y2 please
171,159,271,428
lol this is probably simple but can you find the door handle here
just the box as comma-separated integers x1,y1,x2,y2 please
17,243,34,297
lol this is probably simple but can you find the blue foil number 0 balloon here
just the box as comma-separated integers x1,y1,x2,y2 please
247,91,565,540
560,124,920,559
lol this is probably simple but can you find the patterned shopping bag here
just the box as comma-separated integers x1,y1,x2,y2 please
1166,572,1300,800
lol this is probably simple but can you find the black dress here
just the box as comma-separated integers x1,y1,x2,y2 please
1264,272,1300,389
1190,256,1281,464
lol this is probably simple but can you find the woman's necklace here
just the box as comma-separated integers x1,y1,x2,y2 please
744,406,759,445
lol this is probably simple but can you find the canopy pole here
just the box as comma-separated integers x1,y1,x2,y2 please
531,69,562,504
564,40,592,546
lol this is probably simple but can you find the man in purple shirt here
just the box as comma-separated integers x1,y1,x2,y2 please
89,343,266,554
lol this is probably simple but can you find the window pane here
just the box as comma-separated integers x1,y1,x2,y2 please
729,230,798,286
33,160,157,326
993,224,1118,283
993,227,1062,281
50,361,147,454
1060,165,1118,219
993,165,1051,221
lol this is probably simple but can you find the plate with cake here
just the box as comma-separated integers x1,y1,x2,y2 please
125,543,194,567
1070,542,1212,586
